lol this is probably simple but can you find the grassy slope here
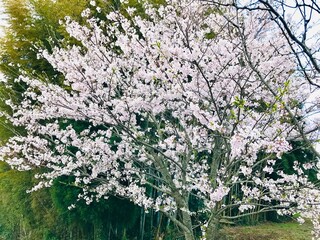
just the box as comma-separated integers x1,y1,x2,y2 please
222,222,313,240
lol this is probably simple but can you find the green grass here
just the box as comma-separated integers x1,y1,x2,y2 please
221,221,313,240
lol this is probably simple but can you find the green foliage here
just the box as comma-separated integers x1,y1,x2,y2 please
280,141,318,182
49,178,141,240
0,168,33,239
0,166,141,239
233,96,245,109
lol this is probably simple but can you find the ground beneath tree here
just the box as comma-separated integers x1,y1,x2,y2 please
222,221,312,240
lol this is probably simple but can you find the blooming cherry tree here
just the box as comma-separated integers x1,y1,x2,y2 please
1,0,320,239
210,0,320,89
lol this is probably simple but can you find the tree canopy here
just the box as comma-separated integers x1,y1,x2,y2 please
0,0,319,240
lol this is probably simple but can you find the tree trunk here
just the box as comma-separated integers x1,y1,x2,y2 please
184,231,195,240
182,211,195,240
205,218,222,240
139,208,146,240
